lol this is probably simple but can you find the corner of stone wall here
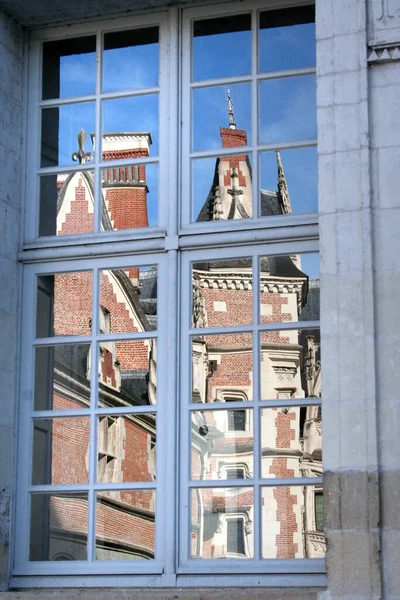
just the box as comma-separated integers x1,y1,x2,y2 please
0,7,24,592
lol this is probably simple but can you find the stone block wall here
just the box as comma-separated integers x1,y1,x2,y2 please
0,8,23,592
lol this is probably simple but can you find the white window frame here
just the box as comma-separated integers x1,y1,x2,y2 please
12,0,325,588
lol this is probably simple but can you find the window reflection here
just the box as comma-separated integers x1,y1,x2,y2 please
96,490,155,560
191,487,254,558
261,486,325,558
259,75,317,145
191,409,253,481
259,6,315,73
30,494,88,561
193,15,251,81
42,36,96,100
103,27,159,93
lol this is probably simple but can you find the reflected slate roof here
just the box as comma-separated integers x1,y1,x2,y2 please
196,156,291,222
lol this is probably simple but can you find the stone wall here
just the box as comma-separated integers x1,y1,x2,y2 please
0,8,23,592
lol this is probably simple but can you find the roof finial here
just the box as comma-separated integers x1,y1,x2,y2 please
72,129,93,164
227,89,236,130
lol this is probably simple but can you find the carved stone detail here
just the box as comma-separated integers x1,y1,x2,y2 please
368,43,400,62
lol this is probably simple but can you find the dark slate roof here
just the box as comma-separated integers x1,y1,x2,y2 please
299,279,320,321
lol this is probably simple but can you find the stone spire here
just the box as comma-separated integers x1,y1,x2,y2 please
276,151,292,214
227,89,236,130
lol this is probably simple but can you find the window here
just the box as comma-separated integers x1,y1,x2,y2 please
227,518,246,555
15,0,323,587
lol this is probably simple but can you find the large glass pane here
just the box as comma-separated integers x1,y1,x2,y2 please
98,339,157,407
102,95,159,156
34,344,91,411
100,163,158,230
103,27,159,92
41,103,95,168
30,493,88,561
39,170,95,237
42,37,96,100
193,84,251,152
260,147,318,216
260,328,321,400
97,414,156,483
192,154,253,223
261,485,325,558
191,409,253,480
192,258,252,329
193,15,251,81
36,271,92,338
191,333,252,404
96,490,155,560
99,266,157,333
32,418,90,485
191,487,254,558
261,405,322,478
259,6,315,73
259,253,320,323
259,75,316,145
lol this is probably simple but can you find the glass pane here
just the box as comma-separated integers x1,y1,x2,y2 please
42,36,96,100
191,487,254,558
191,409,253,480
98,339,157,407
259,75,316,145
97,414,156,483
193,15,251,81
32,418,90,485
96,490,155,559
100,163,158,230
261,485,326,558
102,95,159,156
260,328,321,400
315,491,324,532
39,170,95,237
30,493,88,561
191,332,252,404
259,253,320,323
99,266,157,334
261,405,322,478
192,154,253,223
193,84,251,151
259,6,315,73
34,344,91,411
260,147,317,216
41,104,95,168
36,271,92,338
192,258,252,328
103,27,159,92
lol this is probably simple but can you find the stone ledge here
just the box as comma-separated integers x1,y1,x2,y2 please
0,591,325,600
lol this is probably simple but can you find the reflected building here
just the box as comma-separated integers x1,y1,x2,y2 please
32,93,323,563
191,95,323,560
32,130,158,560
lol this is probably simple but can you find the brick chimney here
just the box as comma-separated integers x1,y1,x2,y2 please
91,132,152,232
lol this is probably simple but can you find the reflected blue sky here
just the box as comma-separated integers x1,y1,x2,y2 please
260,147,317,215
103,43,158,92
259,22,315,73
193,20,251,81
298,252,319,280
102,95,159,155
193,83,251,151
259,75,317,145
59,53,96,98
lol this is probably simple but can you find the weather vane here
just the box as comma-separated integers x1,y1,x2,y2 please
227,89,236,130
72,129,93,164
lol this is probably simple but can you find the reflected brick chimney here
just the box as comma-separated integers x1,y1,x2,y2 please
92,132,152,232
